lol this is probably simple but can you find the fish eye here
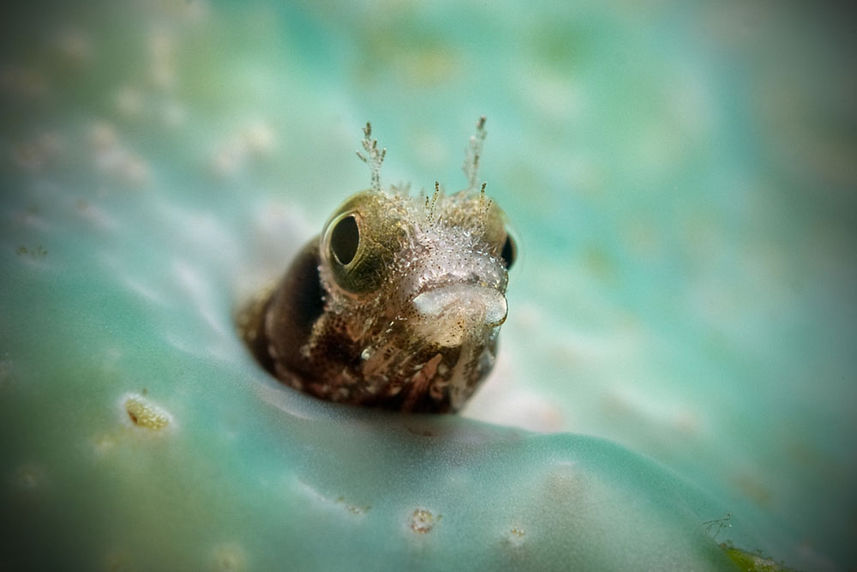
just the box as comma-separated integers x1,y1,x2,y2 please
330,214,359,265
500,233,516,269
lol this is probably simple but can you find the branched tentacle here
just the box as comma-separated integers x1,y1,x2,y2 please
356,122,386,192
462,116,487,191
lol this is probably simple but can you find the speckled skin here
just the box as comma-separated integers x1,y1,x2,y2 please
244,185,513,413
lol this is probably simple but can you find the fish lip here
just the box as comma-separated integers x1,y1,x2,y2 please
410,283,508,328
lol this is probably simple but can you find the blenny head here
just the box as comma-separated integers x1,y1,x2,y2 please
242,118,515,413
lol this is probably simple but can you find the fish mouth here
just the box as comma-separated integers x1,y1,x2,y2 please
410,284,507,347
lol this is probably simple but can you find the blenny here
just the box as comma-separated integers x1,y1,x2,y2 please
241,118,515,413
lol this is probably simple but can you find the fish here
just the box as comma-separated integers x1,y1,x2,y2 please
240,118,515,413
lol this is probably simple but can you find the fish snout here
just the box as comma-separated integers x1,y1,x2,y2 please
410,284,507,347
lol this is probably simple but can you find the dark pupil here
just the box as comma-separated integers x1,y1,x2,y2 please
500,234,515,269
330,215,359,265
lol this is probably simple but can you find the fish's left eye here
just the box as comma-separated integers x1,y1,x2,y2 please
330,215,359,265
500,233,516,269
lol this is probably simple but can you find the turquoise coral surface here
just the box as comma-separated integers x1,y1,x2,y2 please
1,1,855,569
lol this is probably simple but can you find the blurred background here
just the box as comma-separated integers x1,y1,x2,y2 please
2,0,855,568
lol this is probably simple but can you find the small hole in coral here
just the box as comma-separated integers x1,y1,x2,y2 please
123,394,171,430
409,508,438,534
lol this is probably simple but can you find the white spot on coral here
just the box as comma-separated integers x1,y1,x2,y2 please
188,0,210,21
148,30,174,62
92,434,116,455
519,66,584,122
121,155,150,185
10,464,45,490
210,120,278,177
75,199,119,231
88,120,150,185
161,99,187,127
212,543,247,571
88,121,118,150
11,132,63,171
113,85,145,118
243,121,277,155
147,29,177,91
54,28,92,64
211,146,242,177
0,66,48,98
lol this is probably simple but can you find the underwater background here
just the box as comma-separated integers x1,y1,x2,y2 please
1,0,855,569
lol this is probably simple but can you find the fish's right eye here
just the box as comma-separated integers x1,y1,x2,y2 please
500,232,516,269
330,214,359,265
